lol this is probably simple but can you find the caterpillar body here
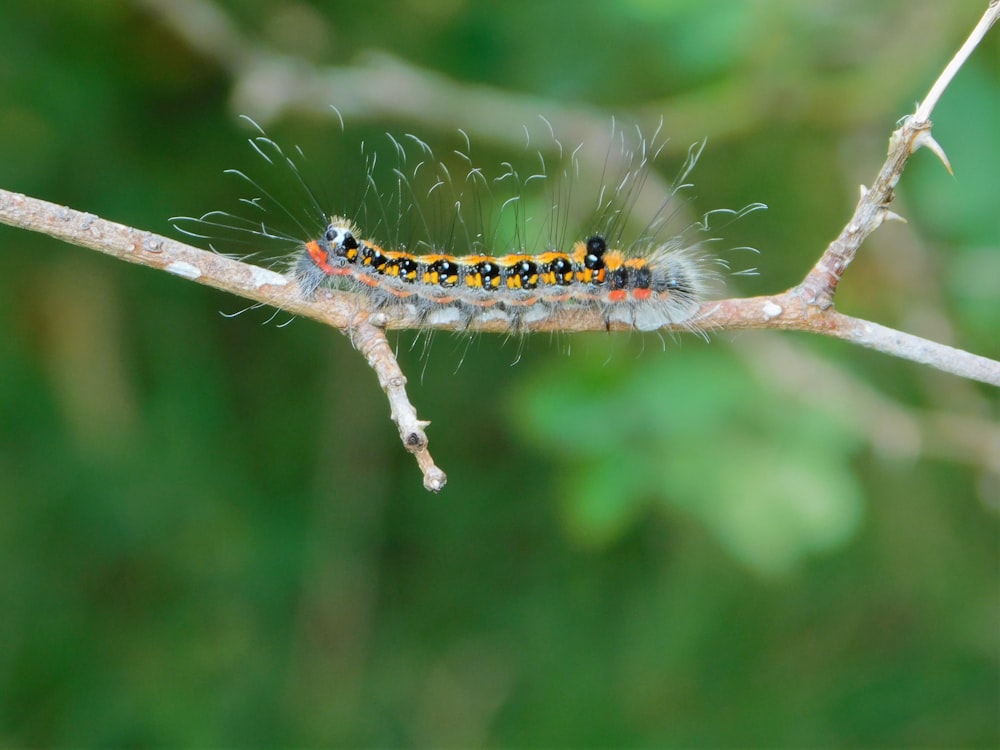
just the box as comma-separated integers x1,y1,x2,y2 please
295,218,707,331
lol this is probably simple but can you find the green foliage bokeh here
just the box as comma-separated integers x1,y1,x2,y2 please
0,0,997,746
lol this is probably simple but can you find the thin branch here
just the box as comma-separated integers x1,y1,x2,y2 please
697,294,1000,386
823,312,1000,387
801,0,1000,309
348,319,447,492
914,0,999,123
4,2,998,488
0,188,449,488
3,188,997,391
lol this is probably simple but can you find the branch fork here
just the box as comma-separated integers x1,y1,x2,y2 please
2,2,997,489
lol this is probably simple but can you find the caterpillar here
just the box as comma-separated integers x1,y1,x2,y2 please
294,218,707,331
174,115,762,332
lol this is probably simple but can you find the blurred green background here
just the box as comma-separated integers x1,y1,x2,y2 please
1,0,997,746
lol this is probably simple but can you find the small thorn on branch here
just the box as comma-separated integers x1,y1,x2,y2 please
883,208,907,224
912,129,954,175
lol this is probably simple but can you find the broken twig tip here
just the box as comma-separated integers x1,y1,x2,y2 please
423,467,448,493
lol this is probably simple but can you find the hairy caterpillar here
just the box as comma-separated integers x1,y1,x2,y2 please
174,115,762,332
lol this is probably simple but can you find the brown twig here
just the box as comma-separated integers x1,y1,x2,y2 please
0,188,452,488
3,2,998,488
3,186,997,387
348,318,446,493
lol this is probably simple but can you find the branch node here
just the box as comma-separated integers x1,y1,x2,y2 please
143,235,164,253
762,300,784,320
